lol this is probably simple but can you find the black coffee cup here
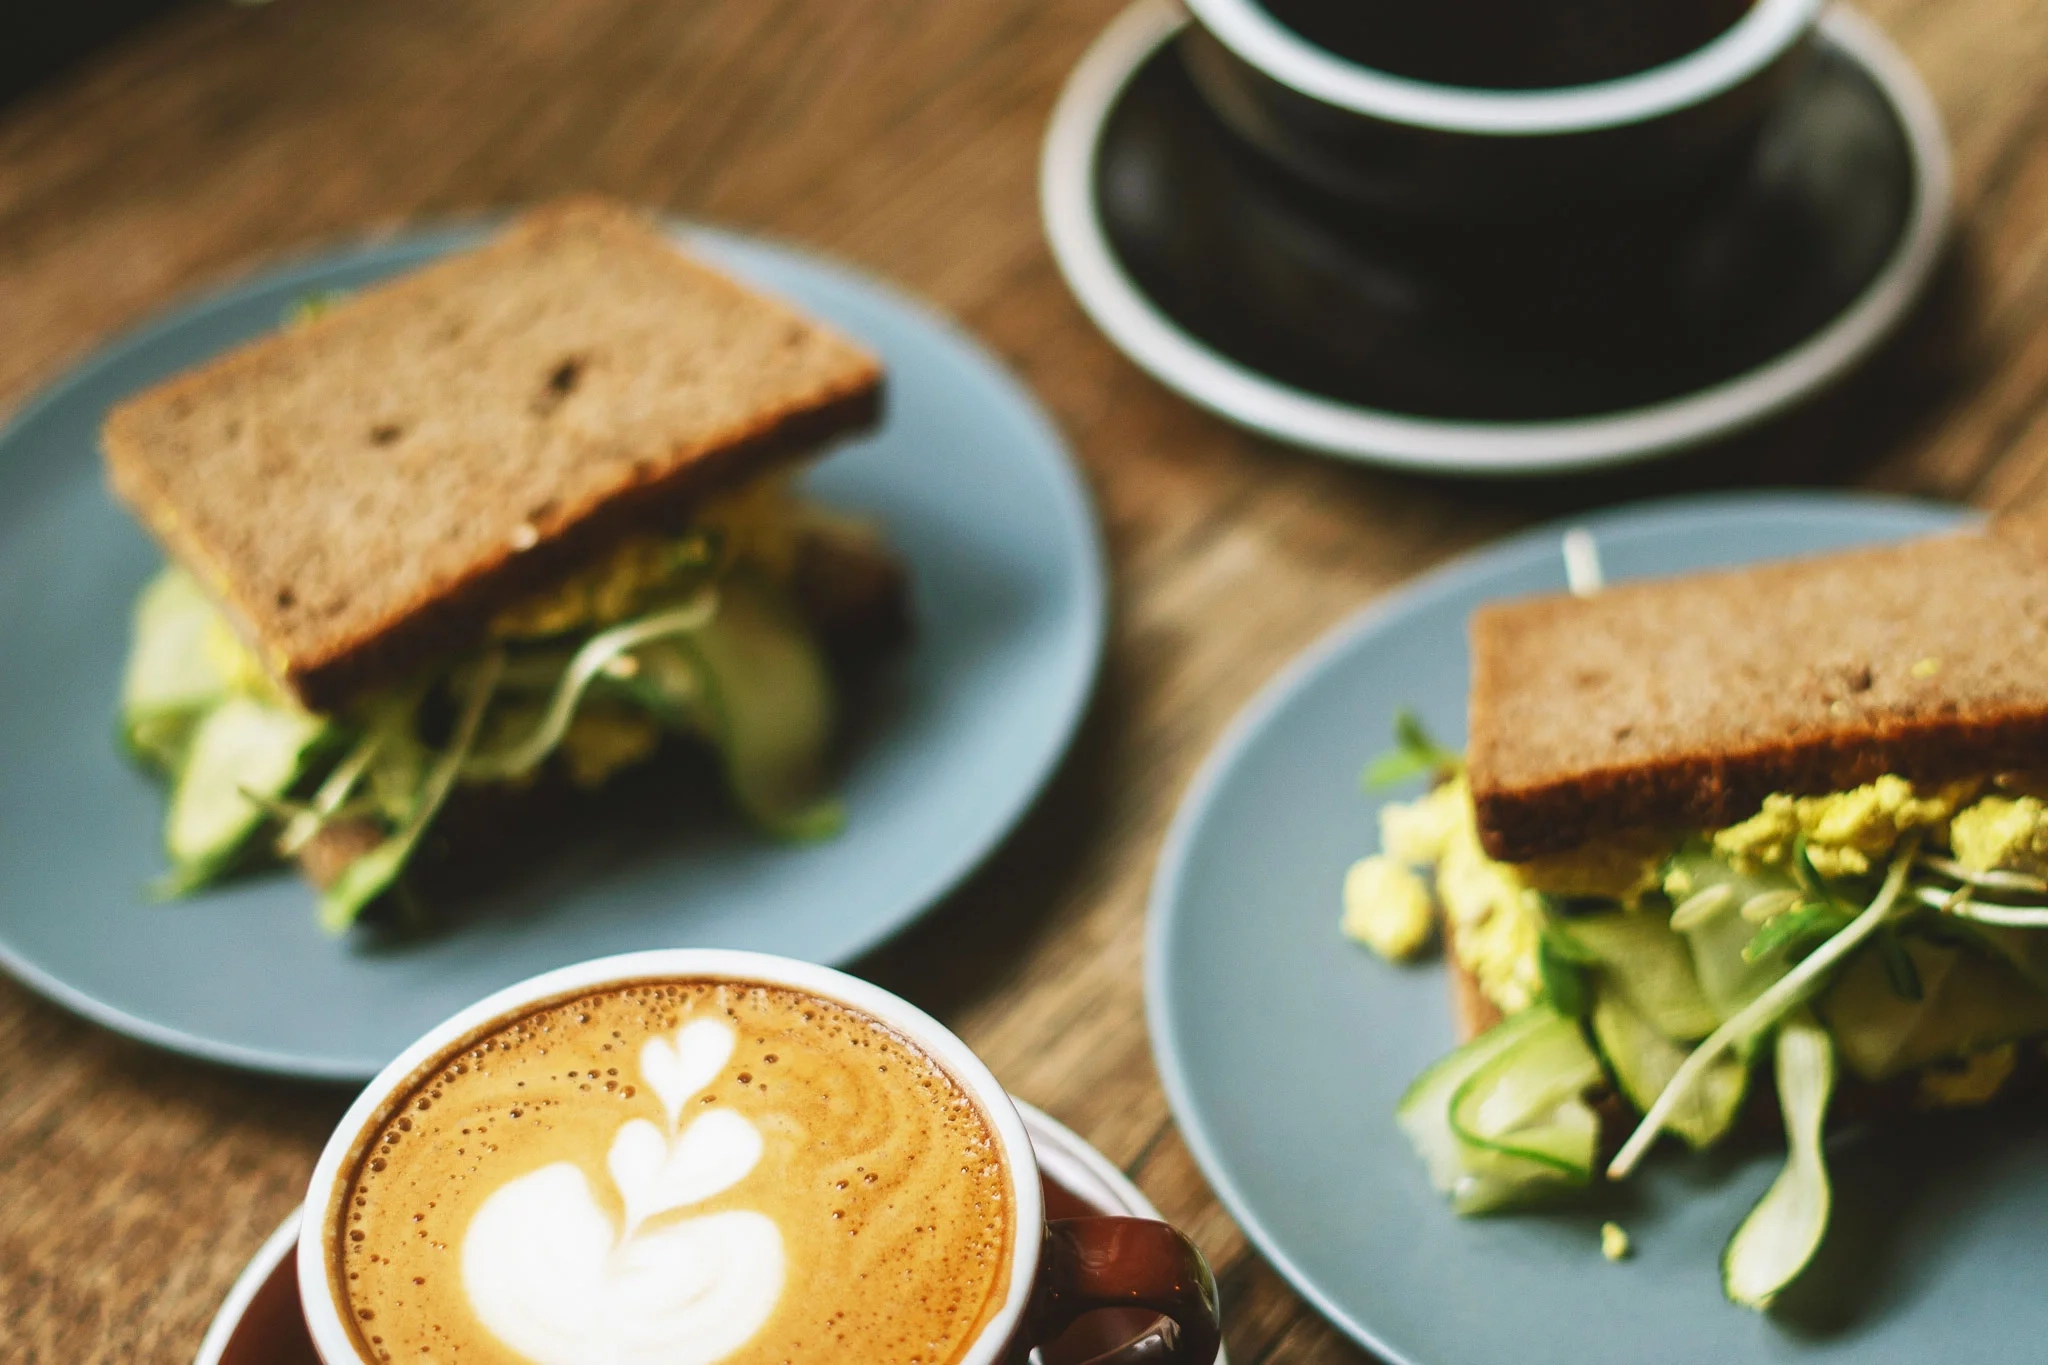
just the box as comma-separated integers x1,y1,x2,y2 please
1179,0,1824,219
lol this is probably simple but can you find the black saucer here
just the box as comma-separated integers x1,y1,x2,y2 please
1041,0,1950,473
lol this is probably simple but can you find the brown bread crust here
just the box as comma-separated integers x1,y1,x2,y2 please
1446,926,1505,1043
1468,510,2048,862
1449,958,1505,1044
103,196,883,710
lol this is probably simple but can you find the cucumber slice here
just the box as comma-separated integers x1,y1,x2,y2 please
1563,912,1719,1041
121,568,236,770
1723,1013,1836,1311
1537,928,1593,1019
1591,989,1748,1149
680,575,840,838
1962,921,2048,991
1397,1007,1551,1201
1394,1005,1602,1214
159,697,329,895
1666,847,1798,1021
1821,936,2048,1081
1448,1005,1603,1198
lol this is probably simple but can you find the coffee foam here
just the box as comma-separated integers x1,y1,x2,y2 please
332,981,1013,1365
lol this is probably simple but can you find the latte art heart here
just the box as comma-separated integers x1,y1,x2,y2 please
642,1019,737,1131
463,1166,783,1365
462,1020,782,1365
608,1110,763,1235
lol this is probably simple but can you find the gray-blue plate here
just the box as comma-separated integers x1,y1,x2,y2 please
1150,493,2048,1363
0,224,1105,1081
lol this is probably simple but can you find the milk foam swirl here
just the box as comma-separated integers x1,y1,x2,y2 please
460,1020,782,1365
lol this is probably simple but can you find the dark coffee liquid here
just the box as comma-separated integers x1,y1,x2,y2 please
1259,0,1755,90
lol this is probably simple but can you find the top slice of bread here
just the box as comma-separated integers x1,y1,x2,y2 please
103,196,882,710
1468,509,2048,863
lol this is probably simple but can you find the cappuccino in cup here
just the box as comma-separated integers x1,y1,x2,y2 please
301,952,1220,1365
326,980,1010,1364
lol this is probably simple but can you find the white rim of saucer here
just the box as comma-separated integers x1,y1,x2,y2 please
1040,0,1953,477
1183,0,1824,135
194,1210,303,1365
200,1105,1227,1365
293,950,1043,1365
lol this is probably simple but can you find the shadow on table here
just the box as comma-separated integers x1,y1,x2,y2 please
5,2,194,109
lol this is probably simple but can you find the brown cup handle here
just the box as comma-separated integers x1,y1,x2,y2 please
1020,1216,1222,1365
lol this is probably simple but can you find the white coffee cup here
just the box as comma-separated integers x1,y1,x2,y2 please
298,949,1220,1365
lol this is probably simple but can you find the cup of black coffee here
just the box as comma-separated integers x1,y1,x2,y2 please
1179,0,1824,218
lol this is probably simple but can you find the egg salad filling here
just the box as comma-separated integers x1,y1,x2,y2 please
121,474,874,932
1344,713,2048,1312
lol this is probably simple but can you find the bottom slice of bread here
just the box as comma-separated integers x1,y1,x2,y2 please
1444,922,1506,1044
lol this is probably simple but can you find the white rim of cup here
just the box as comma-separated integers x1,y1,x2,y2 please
1182,0,1826,135
296,949,1044,1365
1040,0,1952,475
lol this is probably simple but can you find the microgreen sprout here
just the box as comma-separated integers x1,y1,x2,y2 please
462,591,718,780
276,730,385,856
1668,883,1733,932
1739,889,1802,924
1943,899,2048,929
1363,708,1461,790
1918,855,2048,895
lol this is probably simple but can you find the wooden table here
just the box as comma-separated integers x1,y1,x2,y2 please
3,0,2044,1358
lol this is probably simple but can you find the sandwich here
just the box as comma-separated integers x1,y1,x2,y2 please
1342,511,2048,1309
105,197,909,931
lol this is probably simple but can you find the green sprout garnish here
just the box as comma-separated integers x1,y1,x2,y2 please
1364,708,1461,790
285,290,349,326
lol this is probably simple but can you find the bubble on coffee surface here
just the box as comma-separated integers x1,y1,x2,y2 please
333,982,1013,1365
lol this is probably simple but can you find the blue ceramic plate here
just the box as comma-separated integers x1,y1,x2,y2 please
1149,493,2048,1364
0,224,1104,1080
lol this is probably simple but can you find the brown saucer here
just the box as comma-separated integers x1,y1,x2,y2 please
194,1100,1225,1365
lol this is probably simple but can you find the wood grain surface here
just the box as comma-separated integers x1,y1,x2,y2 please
3,0,2046,1360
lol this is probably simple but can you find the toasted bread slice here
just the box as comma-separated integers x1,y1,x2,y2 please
104,197,882,710
1468,509,2048,863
